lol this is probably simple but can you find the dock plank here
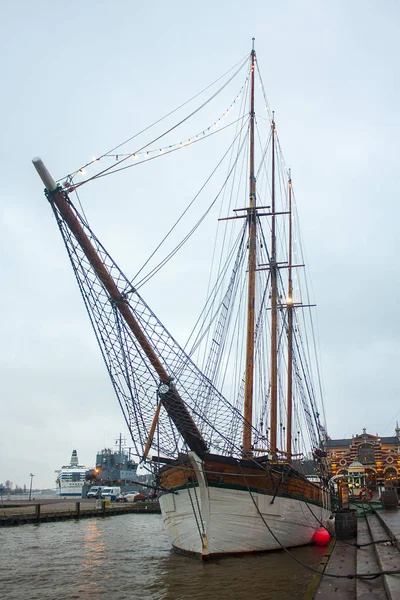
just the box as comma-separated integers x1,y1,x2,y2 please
356,517,387,599
367,513,400,600
0,499,160,526
313,540,356,598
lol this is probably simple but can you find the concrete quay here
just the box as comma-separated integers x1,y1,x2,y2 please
307,507,400,599
0,498,160,526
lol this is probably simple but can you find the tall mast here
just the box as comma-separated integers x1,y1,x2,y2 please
270,116,278,455
242,39,257,455
286,174,293,457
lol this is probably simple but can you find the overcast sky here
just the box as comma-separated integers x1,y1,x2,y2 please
1,1,399,489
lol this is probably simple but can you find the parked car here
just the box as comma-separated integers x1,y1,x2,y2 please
115,490,140,503
133,493,146,502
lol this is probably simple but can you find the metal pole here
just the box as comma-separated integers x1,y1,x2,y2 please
29,473,34,501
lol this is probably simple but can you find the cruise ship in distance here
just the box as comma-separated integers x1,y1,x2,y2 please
55,450,87,497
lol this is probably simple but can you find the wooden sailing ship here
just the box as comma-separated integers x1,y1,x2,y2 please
33,41,331,558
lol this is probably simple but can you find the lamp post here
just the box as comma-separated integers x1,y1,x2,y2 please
29,473,34,501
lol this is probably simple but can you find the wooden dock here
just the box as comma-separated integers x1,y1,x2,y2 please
0,498,160,526
306,507,400,599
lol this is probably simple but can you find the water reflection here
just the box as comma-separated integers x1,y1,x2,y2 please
79,520,105,596
155,545,326,600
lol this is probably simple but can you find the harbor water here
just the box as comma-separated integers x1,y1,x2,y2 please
0,513,326,599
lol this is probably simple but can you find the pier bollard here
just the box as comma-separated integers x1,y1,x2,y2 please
334,509,357,539
75,502,80,519
101,500,106,516
382,489,398,510
35,503,41,522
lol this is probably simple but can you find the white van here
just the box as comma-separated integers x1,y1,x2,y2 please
87,486,105,499
100,486,121,501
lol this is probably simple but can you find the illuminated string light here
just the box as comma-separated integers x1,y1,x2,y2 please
64,73,251,186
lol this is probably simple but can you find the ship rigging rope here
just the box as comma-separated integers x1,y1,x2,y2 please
255,57,273,121
273,127,328,434
186,483,204,543
259,162,326,448
55,171,325,462
303,498,395,550
255,53,328,438
130,118,250,290
69,57,250,189
184,225,247,358
58,53,249,184
95,74,250,163
236,461,400,581
72,114,246,187
255,224,320,453
54,186,264,457
291,196,327,431
190,87,249,372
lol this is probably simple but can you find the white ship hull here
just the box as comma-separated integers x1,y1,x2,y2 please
160,485,331,558
56,451,87,498
58,481,84,497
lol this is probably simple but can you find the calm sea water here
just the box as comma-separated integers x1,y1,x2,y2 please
0,514,325,600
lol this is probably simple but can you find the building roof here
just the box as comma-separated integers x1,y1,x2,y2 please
326,439,351,447
327,436,399,448
348,460,364,470
380,437,399,444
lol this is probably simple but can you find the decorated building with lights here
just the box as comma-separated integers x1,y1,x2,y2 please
326,426,400,490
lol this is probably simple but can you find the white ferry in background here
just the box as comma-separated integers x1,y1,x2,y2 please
55,450,87,498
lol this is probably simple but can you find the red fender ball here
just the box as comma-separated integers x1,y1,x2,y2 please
312,527,331,546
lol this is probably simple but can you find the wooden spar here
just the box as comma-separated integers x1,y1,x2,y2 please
32,157,208,458
242,42,257,455
286,176,293,458
269,117,278,455
143,401,162,460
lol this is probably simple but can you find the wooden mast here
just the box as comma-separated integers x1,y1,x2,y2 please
32,157,208,458
286,174,293,458
242,40,257,455
270,116,278,455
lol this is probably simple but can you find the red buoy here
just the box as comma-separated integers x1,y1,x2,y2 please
312,527,331,546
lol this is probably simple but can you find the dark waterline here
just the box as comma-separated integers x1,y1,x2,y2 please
0,514,325,600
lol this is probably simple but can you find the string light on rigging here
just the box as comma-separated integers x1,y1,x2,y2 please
61,73,251,188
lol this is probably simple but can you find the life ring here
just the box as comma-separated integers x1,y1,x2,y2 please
387,456,394,464
359,487,373,502
339,458,347,466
